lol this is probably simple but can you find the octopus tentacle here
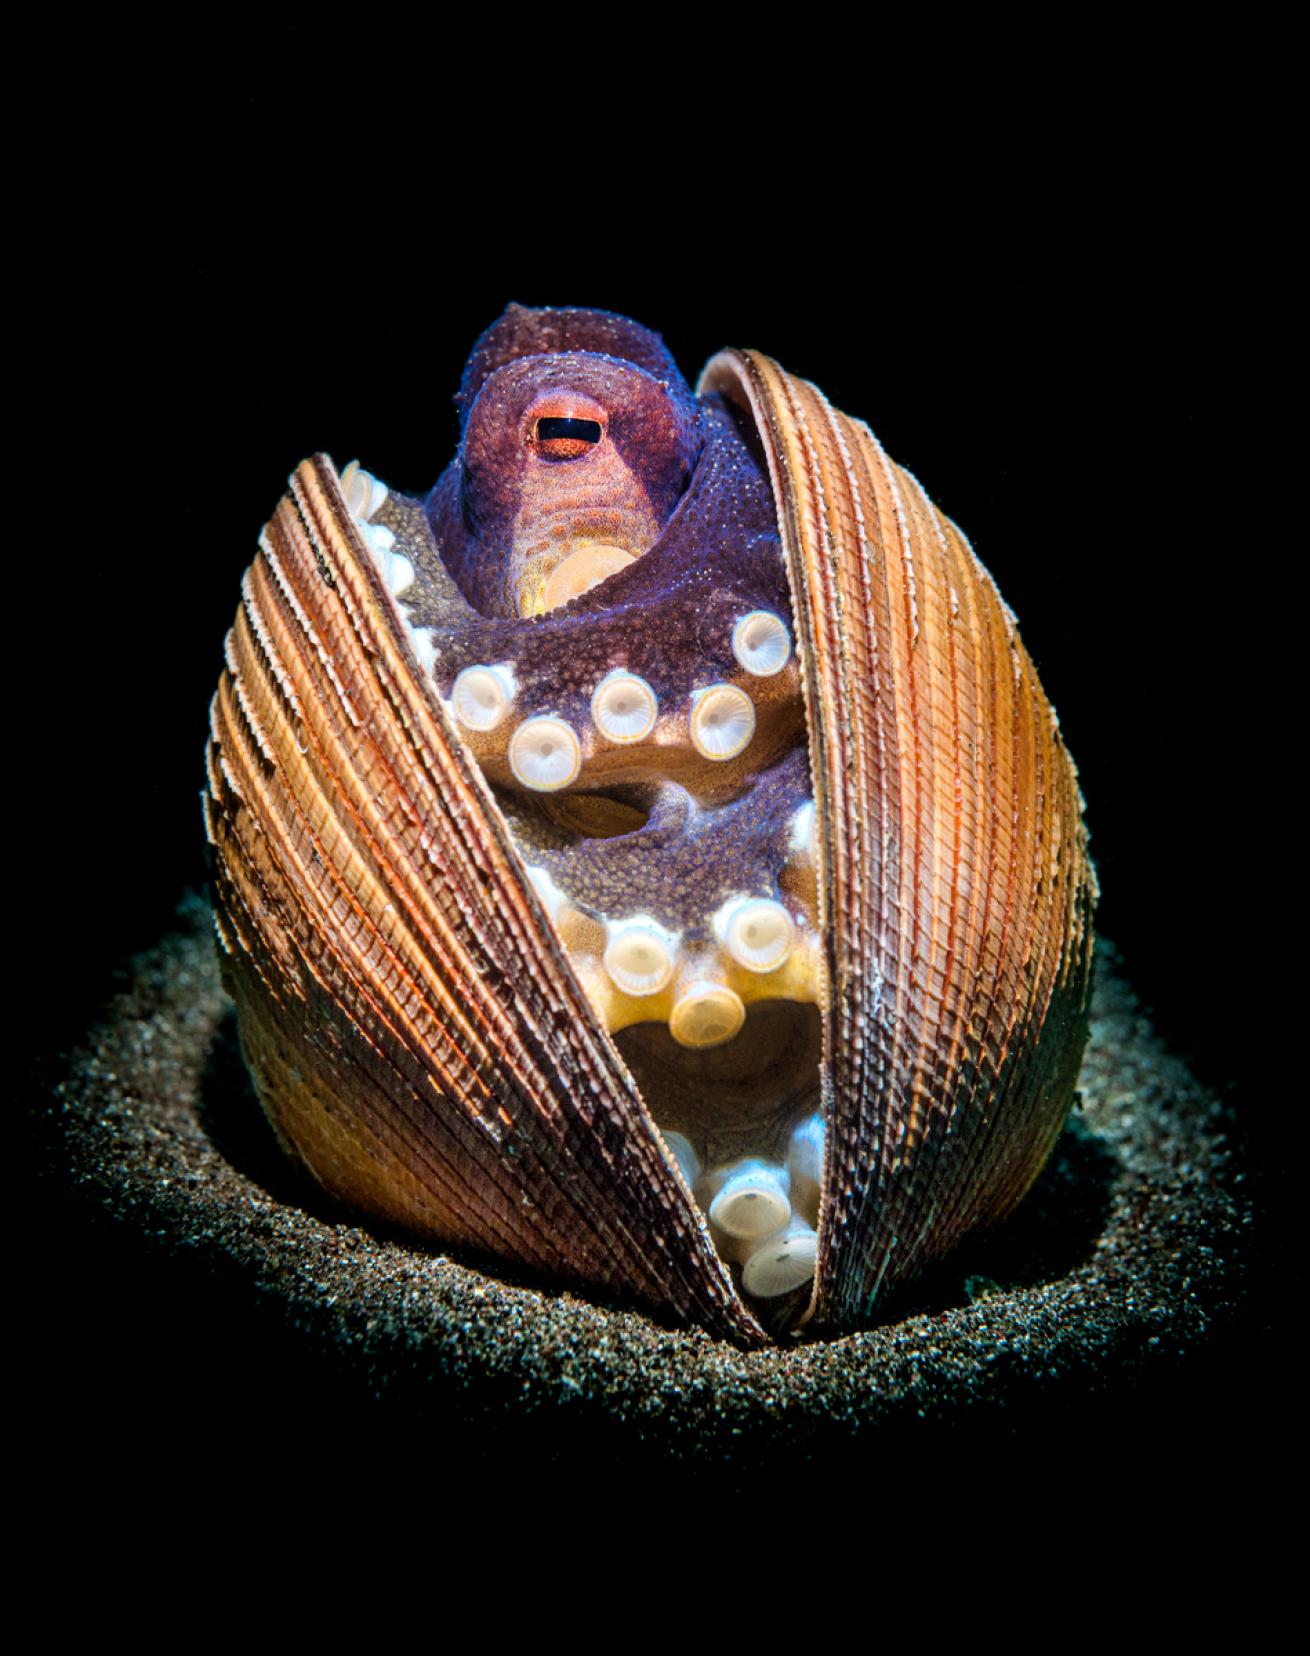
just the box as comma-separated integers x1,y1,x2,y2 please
347,308,828,1319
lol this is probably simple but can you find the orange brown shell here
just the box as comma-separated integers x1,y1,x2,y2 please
204,347,1095,1345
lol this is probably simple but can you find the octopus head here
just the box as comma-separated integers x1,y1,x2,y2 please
445,304,703,618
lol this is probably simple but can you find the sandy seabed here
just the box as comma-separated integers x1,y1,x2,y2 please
39,895,1254,1477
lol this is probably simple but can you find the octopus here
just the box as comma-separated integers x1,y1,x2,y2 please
357,303,825,1306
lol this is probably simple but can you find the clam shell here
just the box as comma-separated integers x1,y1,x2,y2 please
205,455,762,1343
206,352,1095,1343
699,353,1095,1330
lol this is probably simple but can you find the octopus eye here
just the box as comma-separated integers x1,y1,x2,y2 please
534,416,603,460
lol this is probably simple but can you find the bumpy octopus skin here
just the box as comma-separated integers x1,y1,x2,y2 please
359,304,827,1313
407,308,814,964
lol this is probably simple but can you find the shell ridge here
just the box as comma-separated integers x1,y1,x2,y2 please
206,708,532,1238
265,496,367,730
911,598,1043,1255
790,382,893,1285
233,556,685,1304
290,469,755,1299
877,468,975,1253
872,468,1013,1269
300,461,668,1099
232,956,576,1274
219,455,765,1342
921,504,1034,1252
215,619,514,1128
893,466,998,1254
330,607,753,1316
240,558,305,723
292,462,640,1052
906,521,1092,1259
984,715,1094,1227
806,387,881,1065
701,355,1095,1330
826,407,910,1283
832,414,931,1310
715,357,916,1322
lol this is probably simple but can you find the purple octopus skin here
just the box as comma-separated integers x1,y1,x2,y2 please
293,303,831,1320
382,304,816,958
423,310,789,708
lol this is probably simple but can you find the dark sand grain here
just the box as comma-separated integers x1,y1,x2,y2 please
34,895,1258,1479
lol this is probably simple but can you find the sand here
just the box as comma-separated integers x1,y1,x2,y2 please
33,894,1257,1479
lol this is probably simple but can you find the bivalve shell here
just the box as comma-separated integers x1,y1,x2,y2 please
204,309,1096,1344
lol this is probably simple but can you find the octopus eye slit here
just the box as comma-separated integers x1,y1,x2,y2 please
535,417,603,460
537,417,602,443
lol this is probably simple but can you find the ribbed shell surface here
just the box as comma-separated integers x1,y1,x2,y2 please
204,456,764,1344
699,352,1095,1332
206,353,1096,1345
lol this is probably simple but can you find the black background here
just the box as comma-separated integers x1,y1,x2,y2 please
23,42,1282,1517
36,94,1258,1100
